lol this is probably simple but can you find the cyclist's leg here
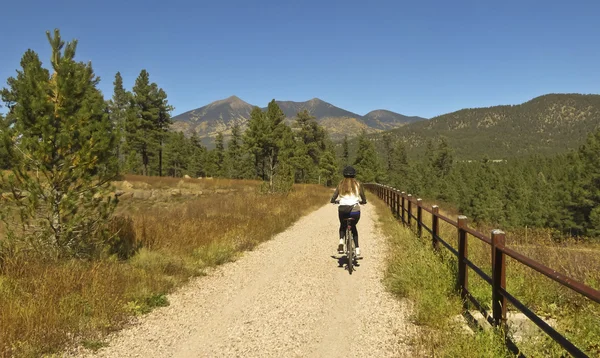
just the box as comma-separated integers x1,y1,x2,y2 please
338,209,346,239
350,211,361,249
338,208,348,252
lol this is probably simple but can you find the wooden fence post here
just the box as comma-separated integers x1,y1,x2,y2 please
392,189,397,217
395,190,400,218
407,194,413,227
384,186,388,206
491,229,507,328
457,215,468,300
417,198,423,238
401,192,406,224
432,205,439,251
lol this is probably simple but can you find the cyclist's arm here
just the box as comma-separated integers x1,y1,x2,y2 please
330,188,339,203
359,185,367,204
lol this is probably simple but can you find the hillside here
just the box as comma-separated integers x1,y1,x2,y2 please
171,96,425,144
363,110,426,130
361,94,600,160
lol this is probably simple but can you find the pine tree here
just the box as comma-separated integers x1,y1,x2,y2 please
0,29,117,258
188,132,207,177
214,132,225,177
243,101,287,190
264,100,287,189
293,109,324,182
0,112,11,169
153,85,173,176
353,131,383,183
243,106,268,179
382,133,394,172
319,141,338,186
108,72,130,175
164,131,189,177
226,123,244,178
342,135,350,166
128,70,158,176
388,139,409,188
434,137,454,177
577,128,600,235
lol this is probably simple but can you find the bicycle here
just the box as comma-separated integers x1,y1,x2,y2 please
343,217,357,274
333,200,362,274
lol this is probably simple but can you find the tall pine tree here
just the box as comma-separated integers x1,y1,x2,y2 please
226,123,244,178
354,131,382,183
128,70,158,176
214,132,225,177
108,72,130,175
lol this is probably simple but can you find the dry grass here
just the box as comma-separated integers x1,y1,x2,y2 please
394,196,600,357
0,176,331,357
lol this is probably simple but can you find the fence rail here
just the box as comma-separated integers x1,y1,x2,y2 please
366,183,600,358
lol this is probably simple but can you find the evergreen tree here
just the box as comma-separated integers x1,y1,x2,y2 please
187,133,207,178
577,128,600,235
382,133,394,172
388,139,409,188
293,109,325,182
128,70,158,176
264,100,287,189
0,112,11,169
214,132,225,177
243,106,268,179
243,101,287,190
434,137,454,177
319,141,338,186
163,131,189,177
108,72,130,175
0,29,117,258
226,123,244,178
153,85,173,176
354,131,382,183
342,135,350,166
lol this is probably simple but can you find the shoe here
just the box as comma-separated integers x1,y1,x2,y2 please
338,239,344,253
355,247,361,257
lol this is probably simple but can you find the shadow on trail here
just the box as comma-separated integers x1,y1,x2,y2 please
330,255,360,272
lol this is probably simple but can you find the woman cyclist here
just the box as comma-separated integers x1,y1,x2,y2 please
330,166,367,256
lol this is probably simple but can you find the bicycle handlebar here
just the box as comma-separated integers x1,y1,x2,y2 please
331,201,366,205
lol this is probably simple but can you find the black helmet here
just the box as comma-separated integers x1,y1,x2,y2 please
343,166,356,178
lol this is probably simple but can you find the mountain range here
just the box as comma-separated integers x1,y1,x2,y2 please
171,96,426,145
362,93,600,160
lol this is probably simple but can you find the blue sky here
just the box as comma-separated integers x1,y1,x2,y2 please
1,0,599,118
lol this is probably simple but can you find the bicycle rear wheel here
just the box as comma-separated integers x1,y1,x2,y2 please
346,227,354,274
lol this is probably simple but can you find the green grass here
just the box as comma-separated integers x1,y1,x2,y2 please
373,195,514,357
376,192,600,357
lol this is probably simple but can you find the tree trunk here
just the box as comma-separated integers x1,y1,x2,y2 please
159,146,163,177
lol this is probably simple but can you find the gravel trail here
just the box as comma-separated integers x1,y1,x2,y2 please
77,203,415,357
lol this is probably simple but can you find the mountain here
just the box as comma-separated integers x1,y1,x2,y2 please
273,98,363,121
270,98,370,139
171,96,424,144
363,110,427,130
362,93,600,160
170,96,253,143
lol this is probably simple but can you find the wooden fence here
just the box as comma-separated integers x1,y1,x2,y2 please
365,183,600,358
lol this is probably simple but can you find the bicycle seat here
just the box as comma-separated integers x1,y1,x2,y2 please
345,218,355,222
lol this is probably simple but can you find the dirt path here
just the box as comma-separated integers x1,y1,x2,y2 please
77,203,415,357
